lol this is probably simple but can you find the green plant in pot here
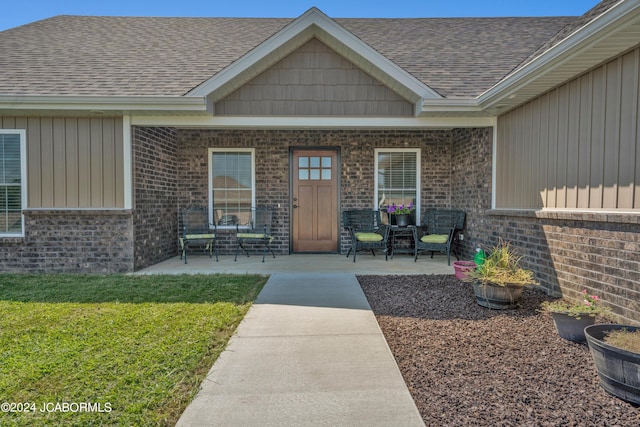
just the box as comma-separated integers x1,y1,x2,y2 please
386,202,415,227
540,290,611,342
463,239,537,309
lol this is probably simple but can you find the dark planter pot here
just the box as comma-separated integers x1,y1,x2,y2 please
585,324,640,405
393,214,410,227
472,282,523,310
551,312,596,342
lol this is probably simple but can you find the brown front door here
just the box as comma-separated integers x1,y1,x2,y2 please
292,149,339,252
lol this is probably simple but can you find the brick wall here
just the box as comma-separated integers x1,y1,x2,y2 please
451,127,640,323
175,129,453,255
0,210,134,273
132,127,179,270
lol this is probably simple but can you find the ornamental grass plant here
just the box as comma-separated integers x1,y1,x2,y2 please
604,328,640,353
463,239,536,287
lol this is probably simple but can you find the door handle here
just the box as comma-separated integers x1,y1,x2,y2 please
293,204,300,209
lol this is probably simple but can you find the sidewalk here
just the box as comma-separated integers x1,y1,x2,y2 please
176,273,425,426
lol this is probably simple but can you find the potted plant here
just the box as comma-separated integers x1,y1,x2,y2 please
540,290,611,342
585,324,640,405
386,202,415,227
463,239,537,309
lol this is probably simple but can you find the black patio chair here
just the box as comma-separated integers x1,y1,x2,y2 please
413,208,465,265
180,206,218,264
343,209,389,262
234,207,276,262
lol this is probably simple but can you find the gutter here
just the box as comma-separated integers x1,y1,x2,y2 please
0,95,212,115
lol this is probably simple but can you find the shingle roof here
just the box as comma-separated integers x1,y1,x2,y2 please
515,0,624,73
0,14,575,98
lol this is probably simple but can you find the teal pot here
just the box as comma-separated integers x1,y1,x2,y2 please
472,282,523,310
585,324,640,405
551,312,596,342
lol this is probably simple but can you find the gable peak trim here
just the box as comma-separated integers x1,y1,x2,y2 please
186,7,441,107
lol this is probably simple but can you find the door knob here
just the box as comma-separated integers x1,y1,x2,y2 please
293,204,299,209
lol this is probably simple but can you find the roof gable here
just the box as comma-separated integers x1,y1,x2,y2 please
187,7,441,109
214,38,414,116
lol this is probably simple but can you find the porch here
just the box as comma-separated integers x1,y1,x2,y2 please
136,252,454,276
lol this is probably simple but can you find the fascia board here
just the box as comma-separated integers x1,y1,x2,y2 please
130,115,494,128
478,0,640,109
187,7,440,101
0,95,211,114
420,98,484,115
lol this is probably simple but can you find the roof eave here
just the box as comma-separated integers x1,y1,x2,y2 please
0,95,212,116
478,0,640,116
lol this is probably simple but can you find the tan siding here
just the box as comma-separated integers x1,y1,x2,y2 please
618,50,638,208
603,58,621,208
577,74,592,209
215,38,413,116
497,45,640,209
590,66,606,208
537,94,550,207
40,118,55,206
65,119,79,208
0,117,125,208
547,90,559,208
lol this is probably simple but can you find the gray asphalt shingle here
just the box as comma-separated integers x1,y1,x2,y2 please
0,14,580,98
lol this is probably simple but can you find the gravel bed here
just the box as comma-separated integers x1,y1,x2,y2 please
358,274,640,426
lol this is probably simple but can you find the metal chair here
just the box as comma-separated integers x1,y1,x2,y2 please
180,206,218,264
234,207,276,262
413,209,465,265
342,209,389,262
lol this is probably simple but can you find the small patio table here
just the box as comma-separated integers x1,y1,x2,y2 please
388,225,416,259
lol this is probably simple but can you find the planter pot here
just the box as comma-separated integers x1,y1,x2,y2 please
453,261,476,280
472,282,523,310
585,324,640,405
393,214,410,227
551,312,596,342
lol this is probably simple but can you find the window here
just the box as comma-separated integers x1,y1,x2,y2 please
0,130,26,236
375,149,420,223
208,149,255,227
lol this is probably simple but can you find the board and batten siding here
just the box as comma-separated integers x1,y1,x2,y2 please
214,38,414,116
1,117,125,209
496,46,640,210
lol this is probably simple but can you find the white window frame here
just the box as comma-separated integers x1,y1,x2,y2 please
208,148,256,229
0,129,27,237
374,148,421,222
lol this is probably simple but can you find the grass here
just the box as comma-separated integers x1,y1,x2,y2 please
0,273,267,427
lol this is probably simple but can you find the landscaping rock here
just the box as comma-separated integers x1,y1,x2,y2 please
358,275,640,426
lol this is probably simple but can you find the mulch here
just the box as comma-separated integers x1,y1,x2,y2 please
358,274,640,426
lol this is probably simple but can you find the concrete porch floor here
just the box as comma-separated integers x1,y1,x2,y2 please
136,252,455,276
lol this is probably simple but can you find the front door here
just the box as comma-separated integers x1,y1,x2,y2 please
292,149,339,252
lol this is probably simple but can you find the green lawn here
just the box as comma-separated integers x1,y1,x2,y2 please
0,273,267,427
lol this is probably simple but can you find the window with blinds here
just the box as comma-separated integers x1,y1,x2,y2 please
375,149,420,223
0,131,24,236
209,149,255,227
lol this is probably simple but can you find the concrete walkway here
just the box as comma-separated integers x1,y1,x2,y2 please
176,273,425,427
